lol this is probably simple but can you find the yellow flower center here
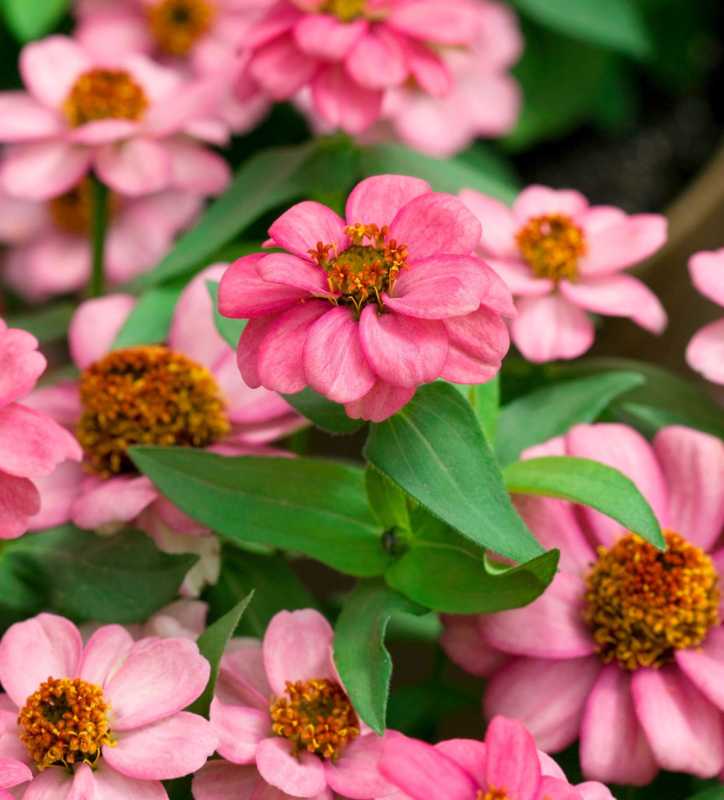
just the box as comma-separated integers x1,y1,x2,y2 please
77,346,230,477
309,223,408,315
19,677,114,771
63,69,149,128
478,791,510,800
48,179,118,236
516,213,586,282
583,530,720,670
269,678,360,761
321,0,367,21
148,0,216,56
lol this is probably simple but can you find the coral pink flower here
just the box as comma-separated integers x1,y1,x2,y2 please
460,185,668,362
239,0,489,134
0,35,229,200
25,264,302,538
0,179,203,300
380,716,614,800
687,248,724,384
0,319,82,538
219,175,514,422
443,423,724,784
193,609,394,800
0,613,216,795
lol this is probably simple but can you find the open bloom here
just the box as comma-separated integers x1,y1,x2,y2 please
443,423,724,784
0,613,216,796
219,175,514,422
380,716,614,800
193,609,394,800
687,248,724,384
0,34,229,199
460,185,668,362
0,178,203,300
0,319,81,538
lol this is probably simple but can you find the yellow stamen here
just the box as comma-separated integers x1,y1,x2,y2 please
63,69,148,127
148,0,216,56
515,213,586,282
321,0,367,21
478,791,511,800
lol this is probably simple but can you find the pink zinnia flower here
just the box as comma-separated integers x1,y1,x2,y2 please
687,248,724,384
0,35,229,200
0,179,204,300
0,613,216,795
219,175,514,422
239,0,487,134
193,609,395,800
0,319,82,538
443,423,724,784
380,716,614,800
460,185,668,362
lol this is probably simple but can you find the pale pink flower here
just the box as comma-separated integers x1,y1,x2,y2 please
83,599,208,642
0,179,203,300
443,423,724,784
219,175,514,422
193,609,395,800
687,248,724,384
460,185,668,362
0,319,82,538
379,716,614,800
0,757,32,800
0,612,216,796
0,35,229,200
239,0,489,134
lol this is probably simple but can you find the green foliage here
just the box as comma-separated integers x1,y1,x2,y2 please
113,281,185,349
6,302,75,344
2,0,70,41
365,467,410,532
284,388,365,434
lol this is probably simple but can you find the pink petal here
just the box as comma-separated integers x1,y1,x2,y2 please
459,190,517,259
687,318,724,384
211,698,269,763
20,36,90,108
69,294,136,369
69,119,139,145
0,614,82,708
71,475,158,530
484,716,541,800
402,35,451,95
576,782,615,800
0,471,40,539
512,295,594,363
435,738,487,787
345,175,431,228
192,761,260,800
484,656,601,753
0,327,45,406
90,763,167,800
390,193,481,261
440,306,509,383
104,711,217,780
676,626,724,711
312,65,383,135
0,142,91,200
95,138,171,196
294,15,367,61
79,625,134,687
219,254,307,319
538,777,579,800
21,766,74,800
268,201,347,260
439,343,502,384
388,1,479,45
579,211,667,275
440,615,507,677
75,10,154,59
579,665,657,786
0,92,63,141
246,2,303,49
237,316,279,388
632,666,724,777
0,191,46,243
481,572,595,659
344,381,415,422
346,30,407,89
105,638,210,730
256,737,327,797
689,248,724,306
218,639,272,710
257,253,329,294
485,258,552,298
167,140,231,195
21,381,80,428
22,233,90,298
559,275,667,334
27,460,85,532
250,35,318,99
512,186,588,224
0,757,32,789
325,733,395,799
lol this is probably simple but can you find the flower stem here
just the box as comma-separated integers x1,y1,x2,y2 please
89,173,109,298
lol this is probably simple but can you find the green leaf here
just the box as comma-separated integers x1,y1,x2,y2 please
5,302,75,344
495,371,646,467
206,280,247,349
365,383,543,563
687,786,724,800
130,447,390,576
365,467,410,531
113,282,184,348
189,592,254,717
8,525,196,622
511,0,652,57
0,542,43,631
451,377,500,444
284,388,364,434
504,456,664,548
3,0,70,41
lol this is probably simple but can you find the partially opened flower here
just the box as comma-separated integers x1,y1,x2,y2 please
380,715,614,800
687,248,724,384
0,758,32,800
0,613,216,796
460,185,668,362
0,318,82,538
443,423,724,784
83,599,208,642
0,34,229,199
219,175,514,422
193,609,394,800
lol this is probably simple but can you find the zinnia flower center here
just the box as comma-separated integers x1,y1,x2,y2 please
77,345,230,477
477,791,510,800
48,179,118,236
322,0,367,21
269,678,360,760
515,213,586,282
148,0,216,55
583,530,720,670
63,69,148,128
310,223,408,315
19,677,114,771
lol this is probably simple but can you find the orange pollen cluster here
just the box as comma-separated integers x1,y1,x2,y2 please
19,677,114,771
321,0,367,21
269,678,360,761
309,223,408,315
148,0,216,56
583,530,720,670
48,178,118,236
63,68,148,128
515,213,586,283
477,790,511,800
77,345,230,477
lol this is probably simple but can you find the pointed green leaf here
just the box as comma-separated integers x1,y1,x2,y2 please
3,0,70,41
113,282,185,348
284,388,364,434
365,467,410,531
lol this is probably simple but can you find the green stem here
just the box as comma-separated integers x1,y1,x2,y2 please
89,173,109,298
